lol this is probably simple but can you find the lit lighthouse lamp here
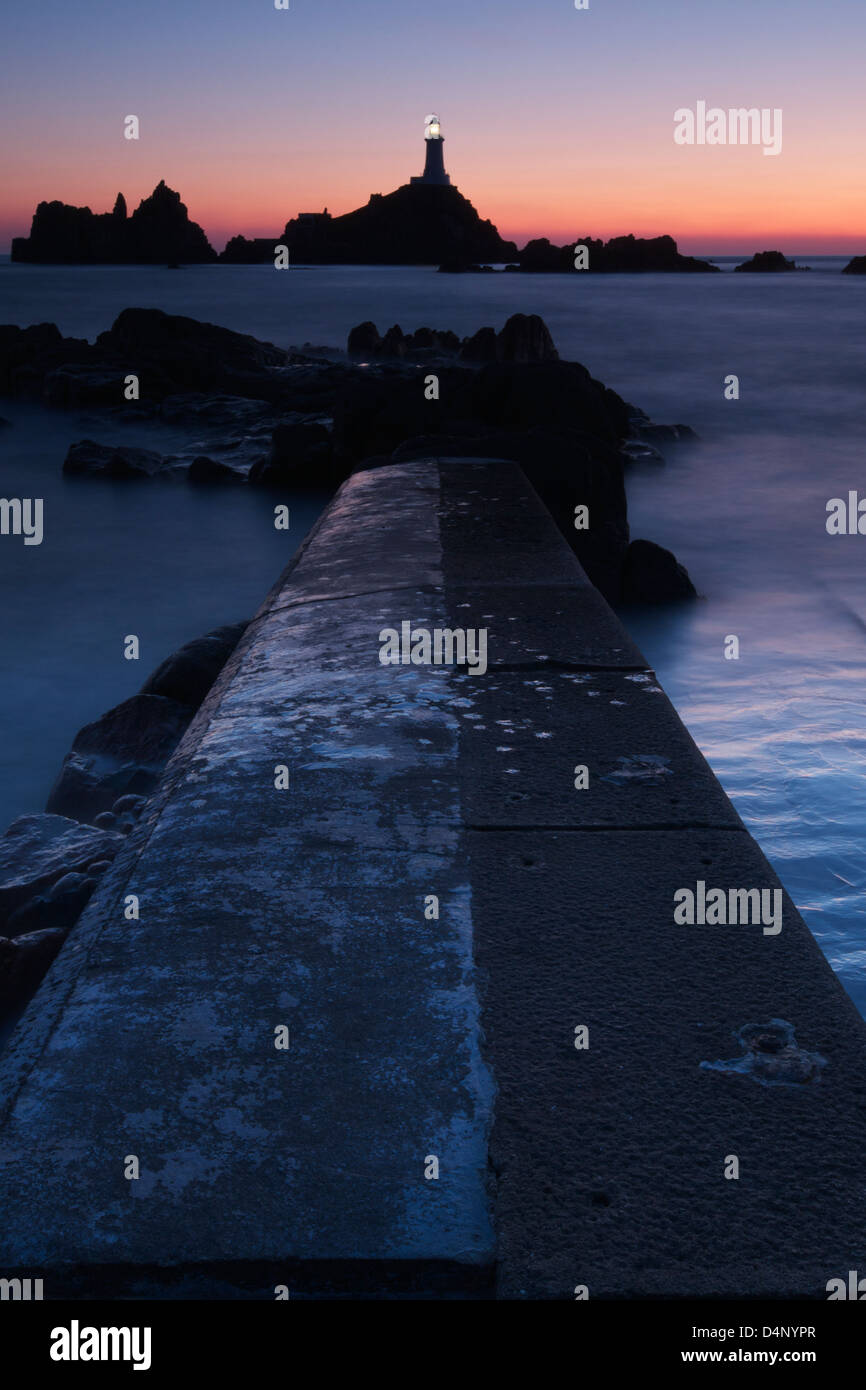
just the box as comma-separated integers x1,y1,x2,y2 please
411,114,451,186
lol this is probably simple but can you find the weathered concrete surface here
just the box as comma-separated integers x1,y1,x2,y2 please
1,457,866,1298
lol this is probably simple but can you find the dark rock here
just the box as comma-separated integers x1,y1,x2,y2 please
842,256,866,275
468,361,629,443
380,325,407,359
0,322,91,396
735,250,796,273
85,859,113,877
159,394,275,429
347,322,382,359
459,327,498,363
43,367,128,408
63,439,170,479
94,308,289,402
12,181,217,265
249,422,336,488
46,694,192,823
187,454,247,485
140,623,247,709
0,929,66,1010
6,873,96,936
635,422,699,444
621,440,665,464
93,812,119,830
277,182,518,266
0,814,121,930
219,235,277,265
519,233,719,273
621,539,697,604
496,313,559,364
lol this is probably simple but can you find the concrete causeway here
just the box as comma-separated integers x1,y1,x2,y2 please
1,457,866,1298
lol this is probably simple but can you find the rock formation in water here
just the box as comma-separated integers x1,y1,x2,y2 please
734,250,796,272
842,256,866,275
221,183,518,265
11,182,217,264
510,234,719,274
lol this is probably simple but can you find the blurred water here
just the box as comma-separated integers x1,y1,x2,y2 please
1,257,865,1010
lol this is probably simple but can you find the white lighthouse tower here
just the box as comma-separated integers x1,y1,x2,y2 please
411,114,451,186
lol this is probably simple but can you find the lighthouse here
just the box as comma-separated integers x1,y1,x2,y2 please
411,114,451,187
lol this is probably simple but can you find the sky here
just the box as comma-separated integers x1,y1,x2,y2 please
1,0,864,255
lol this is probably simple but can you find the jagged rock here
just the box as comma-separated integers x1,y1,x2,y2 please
380,325,407,359
278,183,518,266
11,181,217,264
459,327,498,363
249,422,336,488
842,256,866,275
46,694,192,823
621,539,697,604
496,313,559,364
140,623,247,709
63,439,171,479
0,815,121,930
347,322,382,359
735,250,796,273
519,233,719,273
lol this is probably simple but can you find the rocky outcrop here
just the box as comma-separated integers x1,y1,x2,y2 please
63,440,175,479
842,256,866,275
0,815,122,931
346,315,556,365
277,183,518,266
11,182,217,264
46,695,194,824
621,538,698,603
735,250,796,272
0,622,248,1015
140,623,247,709
517,234,719,273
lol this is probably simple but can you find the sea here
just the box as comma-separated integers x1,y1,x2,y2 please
2,254,865,1014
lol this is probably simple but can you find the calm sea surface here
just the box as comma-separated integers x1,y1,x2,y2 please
2,256,865,1012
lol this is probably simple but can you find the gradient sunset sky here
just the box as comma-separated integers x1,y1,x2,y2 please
2,0,864,255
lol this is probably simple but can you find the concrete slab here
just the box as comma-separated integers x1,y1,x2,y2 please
454,668,742,829
470,828,866,1299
